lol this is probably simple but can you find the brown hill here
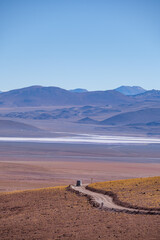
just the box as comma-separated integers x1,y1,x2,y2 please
0,183,159,240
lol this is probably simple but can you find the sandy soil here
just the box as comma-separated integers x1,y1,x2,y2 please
0,142,160,192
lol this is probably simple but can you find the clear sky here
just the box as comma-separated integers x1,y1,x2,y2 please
0,0,160,91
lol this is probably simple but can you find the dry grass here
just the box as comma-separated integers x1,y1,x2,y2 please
89,176,160,209
0,186,160,240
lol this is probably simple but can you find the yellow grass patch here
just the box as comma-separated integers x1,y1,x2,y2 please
89,176,160,208
0,185,66,196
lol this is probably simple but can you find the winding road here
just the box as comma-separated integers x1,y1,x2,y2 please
70,185,160,215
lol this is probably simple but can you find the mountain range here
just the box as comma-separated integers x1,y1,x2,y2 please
0,85,132,107
69,86,147,95
0,85,159,109
0,85,160,136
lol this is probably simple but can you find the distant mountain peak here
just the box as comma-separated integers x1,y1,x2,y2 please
134,89,160,98
69,88,88,93
115,86,146,95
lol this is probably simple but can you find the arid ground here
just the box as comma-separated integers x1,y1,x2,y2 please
0,142,160,192
0,185,160,240
0,141,160,239
88,176,160,209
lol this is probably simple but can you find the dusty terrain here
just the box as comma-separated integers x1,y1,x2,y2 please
0,186,160,240
0,142,160,192
89,176,160,209
71,183,160,214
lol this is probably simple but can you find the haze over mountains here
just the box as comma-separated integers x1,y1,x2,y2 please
0,85,160,136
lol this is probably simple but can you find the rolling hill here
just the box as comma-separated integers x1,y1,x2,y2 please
1,180,159,240
0,106,120,120
0,119,41,131
100,108,160,125
133,90,160,100
0,85,132,107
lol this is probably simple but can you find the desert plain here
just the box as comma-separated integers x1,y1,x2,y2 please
0,141,160,192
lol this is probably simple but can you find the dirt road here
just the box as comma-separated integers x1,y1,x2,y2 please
70,185,160,215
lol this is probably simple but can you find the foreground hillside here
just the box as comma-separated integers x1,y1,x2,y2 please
89,176,160,209
0,178,160,240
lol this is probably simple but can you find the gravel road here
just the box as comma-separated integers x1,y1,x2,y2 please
70,185,160,215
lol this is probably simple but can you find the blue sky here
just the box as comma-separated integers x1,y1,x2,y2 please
0,0,160,91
